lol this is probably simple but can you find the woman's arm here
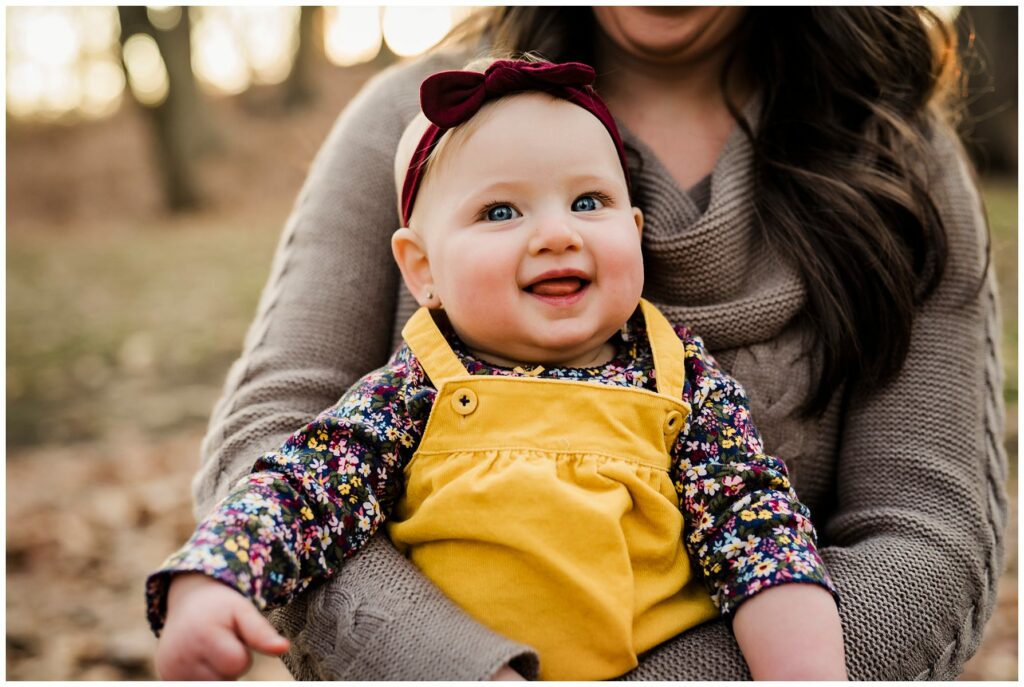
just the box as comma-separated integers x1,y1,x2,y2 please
623,127,1006,681
192,51,539,680
811,129,1007,680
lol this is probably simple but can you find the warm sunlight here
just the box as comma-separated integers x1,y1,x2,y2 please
122,33,169,107
7,6,475,120
79,60,126,119
191,6,299,90
324,6,382,67
929,5,961,21
6,7,120,120
190,8,251,95
381,6,458,57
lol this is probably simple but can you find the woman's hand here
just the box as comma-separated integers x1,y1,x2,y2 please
155,573,290,680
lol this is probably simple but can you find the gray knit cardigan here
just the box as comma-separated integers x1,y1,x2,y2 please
192,51,1007,680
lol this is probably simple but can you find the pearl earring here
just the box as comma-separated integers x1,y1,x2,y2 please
424,288,434,302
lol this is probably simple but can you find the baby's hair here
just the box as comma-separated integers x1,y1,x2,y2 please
394,52,562,224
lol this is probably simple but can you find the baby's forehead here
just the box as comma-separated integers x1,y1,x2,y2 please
394,93,608,201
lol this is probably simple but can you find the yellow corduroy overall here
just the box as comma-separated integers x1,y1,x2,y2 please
387,299,718,680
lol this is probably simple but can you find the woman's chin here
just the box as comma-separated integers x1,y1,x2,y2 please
594,6,747,63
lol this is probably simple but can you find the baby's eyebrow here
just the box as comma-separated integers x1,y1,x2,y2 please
471,171,622,194
467,180,529,196
563,172,622,186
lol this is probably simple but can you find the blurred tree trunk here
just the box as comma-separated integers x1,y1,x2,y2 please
373,7,399,68
957,6,1018,174
283,6,319,109
118,6,218,212
373,39,399,68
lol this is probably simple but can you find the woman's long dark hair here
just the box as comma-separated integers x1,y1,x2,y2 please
444,7,962,415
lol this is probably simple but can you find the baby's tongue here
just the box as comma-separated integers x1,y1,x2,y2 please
530,277,582,296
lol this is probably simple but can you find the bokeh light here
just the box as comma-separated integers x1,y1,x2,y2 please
6,6,123,120
122,33,170,107
190,8,252,95
324,6,382,67
240,7,300,84
5,6,477,121
79,59,126,118
79,7,121,54
929,5,961,21
9,7,80,67
382,6,456,57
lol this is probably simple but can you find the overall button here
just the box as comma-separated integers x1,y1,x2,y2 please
664,410,684,436
451,388,478,415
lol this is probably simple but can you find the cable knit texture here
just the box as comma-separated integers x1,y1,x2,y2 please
192,51,1007,681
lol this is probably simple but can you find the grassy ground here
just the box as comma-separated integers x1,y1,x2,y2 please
6,213,282,448
5,175,1017,678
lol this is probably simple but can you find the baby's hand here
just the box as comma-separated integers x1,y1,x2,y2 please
155,572,289,680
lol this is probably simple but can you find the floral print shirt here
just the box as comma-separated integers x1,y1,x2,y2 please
146,311,836,634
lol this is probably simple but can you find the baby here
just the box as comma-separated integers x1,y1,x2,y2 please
147,58,846,681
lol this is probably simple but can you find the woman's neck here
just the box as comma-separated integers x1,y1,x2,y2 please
595,33,735,106
593,32,753,189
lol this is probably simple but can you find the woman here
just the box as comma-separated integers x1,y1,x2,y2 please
192,7,1005,680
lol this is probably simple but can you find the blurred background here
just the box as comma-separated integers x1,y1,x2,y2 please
4,6,1017,680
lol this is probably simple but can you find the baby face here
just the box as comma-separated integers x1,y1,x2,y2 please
395,93,644,367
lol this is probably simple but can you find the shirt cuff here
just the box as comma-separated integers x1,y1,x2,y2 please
713,533,839,617
145,541,264,635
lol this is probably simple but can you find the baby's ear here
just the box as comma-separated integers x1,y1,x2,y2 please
632,207,644,237
391,228,439,308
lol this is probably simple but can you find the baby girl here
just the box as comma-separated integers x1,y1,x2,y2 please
147,58,846,680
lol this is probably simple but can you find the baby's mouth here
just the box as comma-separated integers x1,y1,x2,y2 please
525,277,589,296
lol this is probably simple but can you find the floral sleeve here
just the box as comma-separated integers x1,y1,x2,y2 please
145,345,436,635
672,330,838,615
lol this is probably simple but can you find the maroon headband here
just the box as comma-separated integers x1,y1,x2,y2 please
400,60,630,226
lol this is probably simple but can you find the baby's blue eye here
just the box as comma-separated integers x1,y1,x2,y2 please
571,195,603,212
485,204,519,222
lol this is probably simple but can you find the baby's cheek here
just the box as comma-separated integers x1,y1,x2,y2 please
460,261,507,296
605,239,645,281
450,264,518,326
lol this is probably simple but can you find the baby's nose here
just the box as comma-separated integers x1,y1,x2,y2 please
528,215,582,254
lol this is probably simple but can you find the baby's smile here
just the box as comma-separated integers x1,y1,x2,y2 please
522,268,592,305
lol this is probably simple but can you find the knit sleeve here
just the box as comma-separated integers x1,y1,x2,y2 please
191,52,539,680
621,127,1007,681
673,332,837,614
146,347,427,634
812,129,1007,680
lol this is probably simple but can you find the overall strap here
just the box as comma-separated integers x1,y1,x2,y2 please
402,307,469,386
640,299,687,401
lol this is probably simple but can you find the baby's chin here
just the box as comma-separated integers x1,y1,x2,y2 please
520,329,622,368
457,315,627,368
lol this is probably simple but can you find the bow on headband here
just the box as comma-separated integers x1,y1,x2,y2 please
401,60,631,226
